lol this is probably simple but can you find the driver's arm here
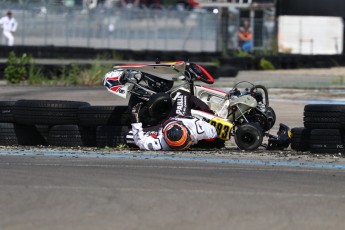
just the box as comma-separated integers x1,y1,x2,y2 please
131,123,163,150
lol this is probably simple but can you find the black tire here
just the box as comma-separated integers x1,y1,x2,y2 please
128,95,161,127
47,125,96,147
146,93,172,120
250,106,276,131
310,129,344,154
0,101,16,123
304,104,345,129
14,100,90,126
0,122,46,146
235,123,263,150
78,106,131,127
290,127,311,152
96,126,129,148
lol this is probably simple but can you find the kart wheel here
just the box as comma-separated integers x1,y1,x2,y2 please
0,122,46,146
14,100,90,126
290,127,311,152
266,106,276,130
235,123,263,151
96,125,129,148
304,104,345,129
146,93,172,120
78,106,131,127
128,95,162,127
0,101,16,123
309,129,344,154
47,125,96,147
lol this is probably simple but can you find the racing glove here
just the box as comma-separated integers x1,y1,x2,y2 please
131,102,143,123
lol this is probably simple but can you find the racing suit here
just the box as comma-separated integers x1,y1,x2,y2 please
0,15,18,46
130,91,217,151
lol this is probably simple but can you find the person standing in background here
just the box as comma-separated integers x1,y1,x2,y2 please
0,11,18,46
238,20,252,52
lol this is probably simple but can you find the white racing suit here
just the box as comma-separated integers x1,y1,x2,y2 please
129,90,217,151
131,117,217,151
0,16,18,46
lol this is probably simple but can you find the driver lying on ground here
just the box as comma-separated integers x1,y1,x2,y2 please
130,91,218,151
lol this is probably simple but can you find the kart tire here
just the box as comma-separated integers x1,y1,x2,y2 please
47,125,96,147
128,95,161,127
146,93,173,120
96,125,129,148
304,104,345,129
0,122,46,146
14,100,90,126
265,106,276,131
235,123,263,151
290,127,311,152
0,101,16,123
309,129,344,154
78,106,131,127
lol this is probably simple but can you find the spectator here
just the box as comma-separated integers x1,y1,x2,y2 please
238,20,252,52
0,11,18,46
130,90,218,151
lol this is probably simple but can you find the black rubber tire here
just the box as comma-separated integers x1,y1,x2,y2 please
310,129,344,154
146,93,172,120
128,95,161,127
304,104,345,129
290,127,311,152
78,106,131,127
0,122,46,146
47,125,96,147
235,123,263,151
0,101,16,123
14,100,90,126
96,126,129,148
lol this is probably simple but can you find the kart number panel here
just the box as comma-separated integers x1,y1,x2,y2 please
209,118,233,141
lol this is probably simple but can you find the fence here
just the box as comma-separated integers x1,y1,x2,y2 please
0,2,276,52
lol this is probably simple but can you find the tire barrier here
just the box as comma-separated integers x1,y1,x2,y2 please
0,100,132,148
78,106,131,127
290,127,311,152
0,122,46,146
96,125,129,148
1,100,345,154
0,101,16,123
290,104,345,154
47,125,96,147
310,129,345,154
14,100,90,126
304,104,345,129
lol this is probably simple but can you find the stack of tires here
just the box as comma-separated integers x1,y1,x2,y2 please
291,104,345,154
0,100,132,148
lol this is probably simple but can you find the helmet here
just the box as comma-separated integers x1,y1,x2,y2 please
162,120,193,150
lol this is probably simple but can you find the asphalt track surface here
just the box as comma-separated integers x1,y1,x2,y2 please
1,68,345,229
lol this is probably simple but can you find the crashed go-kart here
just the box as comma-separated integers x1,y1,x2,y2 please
103,61,290,150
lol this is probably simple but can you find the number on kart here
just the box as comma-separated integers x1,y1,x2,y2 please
209,118,233,141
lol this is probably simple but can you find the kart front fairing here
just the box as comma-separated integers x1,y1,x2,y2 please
103,69,130,99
